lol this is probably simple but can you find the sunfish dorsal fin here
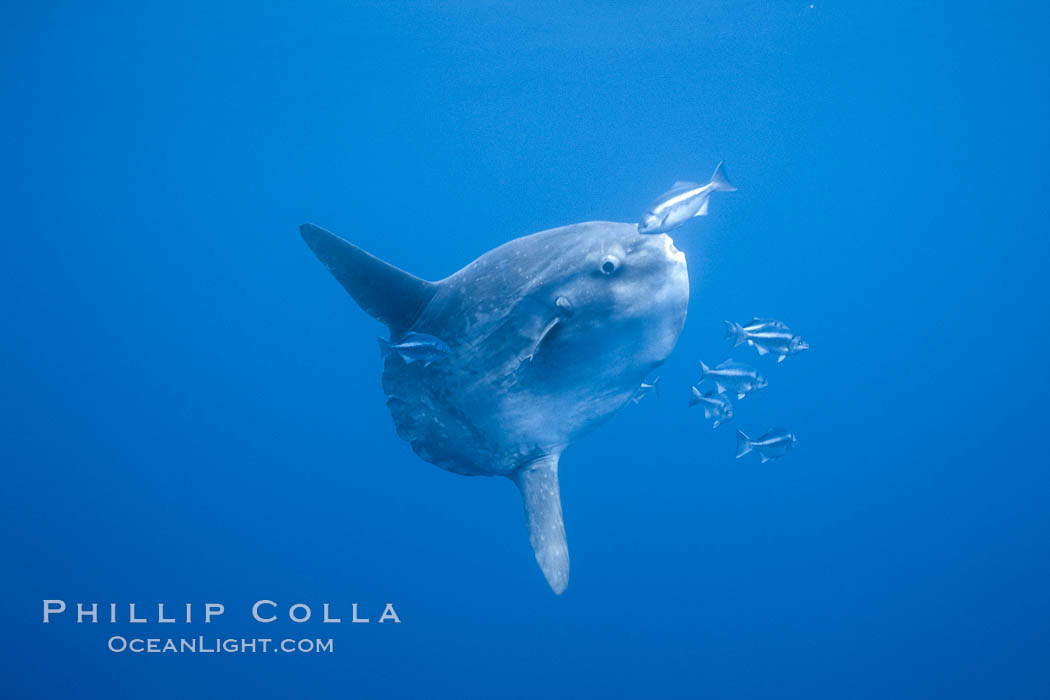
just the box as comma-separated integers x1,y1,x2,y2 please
300,224,437,337
514,455,568,594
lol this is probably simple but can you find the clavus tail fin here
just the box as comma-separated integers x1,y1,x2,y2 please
514,455,569,594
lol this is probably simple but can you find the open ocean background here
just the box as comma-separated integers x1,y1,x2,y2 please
3,2,1049,698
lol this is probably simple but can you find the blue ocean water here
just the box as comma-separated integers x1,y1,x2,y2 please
3,2,1049,698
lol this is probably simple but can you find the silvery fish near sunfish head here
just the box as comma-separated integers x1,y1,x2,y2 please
698,359,768,400
727,318,788,340
724,318,809,362
300,221,689,594
378,332,450,367
638,161,737,235
688,386,733,428
735,428,797,462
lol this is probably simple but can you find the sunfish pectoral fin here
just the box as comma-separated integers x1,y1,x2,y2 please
693,199,709,217
524,317,561,363
514,455,569,595
300,224,438,337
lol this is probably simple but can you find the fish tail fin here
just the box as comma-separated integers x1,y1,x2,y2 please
724,320,747,347
735,430,753,459
709,161,736,192
699,360,710,381
689,386,703,407
377,336,392,358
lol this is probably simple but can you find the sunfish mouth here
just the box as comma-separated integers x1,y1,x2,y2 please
664,235,684,262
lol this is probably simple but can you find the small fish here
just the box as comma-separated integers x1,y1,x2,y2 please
688,386,733,428
632,377,660,404
735,428,797,462
639,161,737,235
378,332,451,367
698,359,767,399
729,318,789,336
724,318,809,362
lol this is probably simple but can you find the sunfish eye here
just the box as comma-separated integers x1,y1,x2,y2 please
600,255,621,275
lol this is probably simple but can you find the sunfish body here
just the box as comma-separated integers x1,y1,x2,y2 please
724,318,809,362
639,161,737,235
735,428,797,462
300,221,689,593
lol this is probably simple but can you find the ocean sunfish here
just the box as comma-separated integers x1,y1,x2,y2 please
300,221,689,593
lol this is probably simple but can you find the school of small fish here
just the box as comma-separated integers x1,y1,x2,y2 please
633,311,804,462
691,316,806,462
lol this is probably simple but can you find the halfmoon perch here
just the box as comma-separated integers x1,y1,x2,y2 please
300,221,690,593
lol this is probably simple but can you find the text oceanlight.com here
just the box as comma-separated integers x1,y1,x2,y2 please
107,636,334,654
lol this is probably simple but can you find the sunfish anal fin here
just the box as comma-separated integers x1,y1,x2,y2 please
693,199,709,217
514,455,568,594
